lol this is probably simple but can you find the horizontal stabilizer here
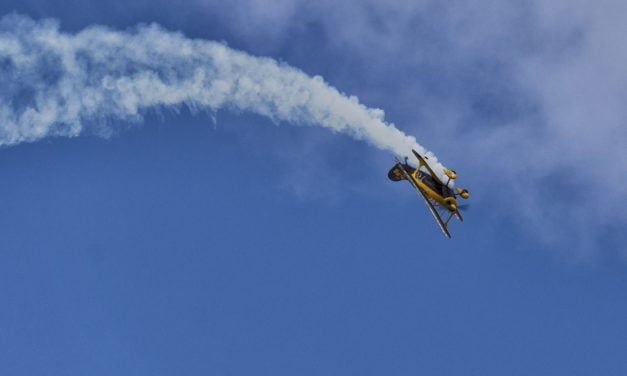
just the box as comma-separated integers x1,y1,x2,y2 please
388,164,407,181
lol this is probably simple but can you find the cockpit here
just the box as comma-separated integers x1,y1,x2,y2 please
418,171,455,198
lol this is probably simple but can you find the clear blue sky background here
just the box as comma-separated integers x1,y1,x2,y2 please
1,1,627,375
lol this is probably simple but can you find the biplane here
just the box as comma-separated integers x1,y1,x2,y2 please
388,150,470,238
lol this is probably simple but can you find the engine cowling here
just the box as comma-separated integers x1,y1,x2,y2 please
443,197,458,211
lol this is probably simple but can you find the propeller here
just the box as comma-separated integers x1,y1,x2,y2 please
457,204,471,211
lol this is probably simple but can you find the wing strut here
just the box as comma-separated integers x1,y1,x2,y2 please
412,150,446,186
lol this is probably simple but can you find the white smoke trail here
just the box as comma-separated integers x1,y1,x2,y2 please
0,14,447,177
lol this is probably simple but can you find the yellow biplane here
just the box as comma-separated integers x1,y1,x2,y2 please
388,150,470,238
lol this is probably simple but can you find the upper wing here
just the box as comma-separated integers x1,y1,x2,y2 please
395,161,452,238
412,150,446,187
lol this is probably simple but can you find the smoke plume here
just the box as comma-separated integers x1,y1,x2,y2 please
0,14,447,177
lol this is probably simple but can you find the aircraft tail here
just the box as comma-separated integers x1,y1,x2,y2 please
388,163,417,182
388,165,406,181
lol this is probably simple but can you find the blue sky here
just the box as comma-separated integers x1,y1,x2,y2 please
1,1,627,375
